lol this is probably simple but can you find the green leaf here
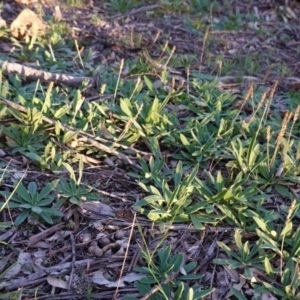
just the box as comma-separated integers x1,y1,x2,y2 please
183,262,197,273
169,254,183,273
253,216,270,233
149,136,161,158
31,206,43,214
144,75,156,95
185,164,199,186
38,180,59,201
234,230,243,254
280,221,293,238
174,282,184,300
275,185,290,198
20,203,33,209
24,152,42,163
69,196,81,205
120,98,133,117
38,198,55,206
178,274,203,280
43,208,63,217
216,171,224,193
15,210,30,226
16,183,31,203
247,136,259,167
213,258,242,269
135,283,152,296
191,215,205,230
62,130,80,144
135,195,165,207
230,287,248,300
54,105,71,119
28,182,37,197
158,246,171,268
194,288,214,299
217,205,240,225
185,202,207,214
291,227,300,257
180,133,190,147
186,287,194,300
40,212,54,224
0,222,13,230
262,282,287,297
175,161,183,187
62,162,76,181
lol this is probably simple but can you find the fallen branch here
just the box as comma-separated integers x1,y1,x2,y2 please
0,59,92,87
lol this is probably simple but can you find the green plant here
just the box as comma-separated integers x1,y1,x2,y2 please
126,245,214,300
193,170,264,227
106,0,138,13
55,157,98,205
0,180,62,225
135,162,199,223
56,178,97,205
214,229,272,270
1,122,47,154
255,258,300,300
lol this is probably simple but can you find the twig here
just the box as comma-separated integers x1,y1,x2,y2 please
0,97,142,170
128,248,140,272
27,222,65,247
111,4,160,20
192,253,216,274
81,182,132,202
68,233,76,292
0,59,92,87
114,212,137,299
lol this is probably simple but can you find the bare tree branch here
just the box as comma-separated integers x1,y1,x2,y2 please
0,59,93,87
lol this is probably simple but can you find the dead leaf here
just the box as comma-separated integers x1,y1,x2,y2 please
78,201,115,219
224,266,239,282
92,270,145,287
0,253,13,273
47,276,69,289
4,252,32,279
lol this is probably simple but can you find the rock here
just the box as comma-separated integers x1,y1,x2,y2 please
10,8,47,39
0,18,6,28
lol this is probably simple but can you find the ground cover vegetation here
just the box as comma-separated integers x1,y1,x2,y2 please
0,0,300,299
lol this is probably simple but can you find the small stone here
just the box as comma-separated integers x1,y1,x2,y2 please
114,231,124,240
0,19,6,28
79,233,92,243
94,247,103,257
53,5,62,22
10,9,47,39
88,246,96,255
90,241,98,247
92,221,103,231
98,237,110,247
